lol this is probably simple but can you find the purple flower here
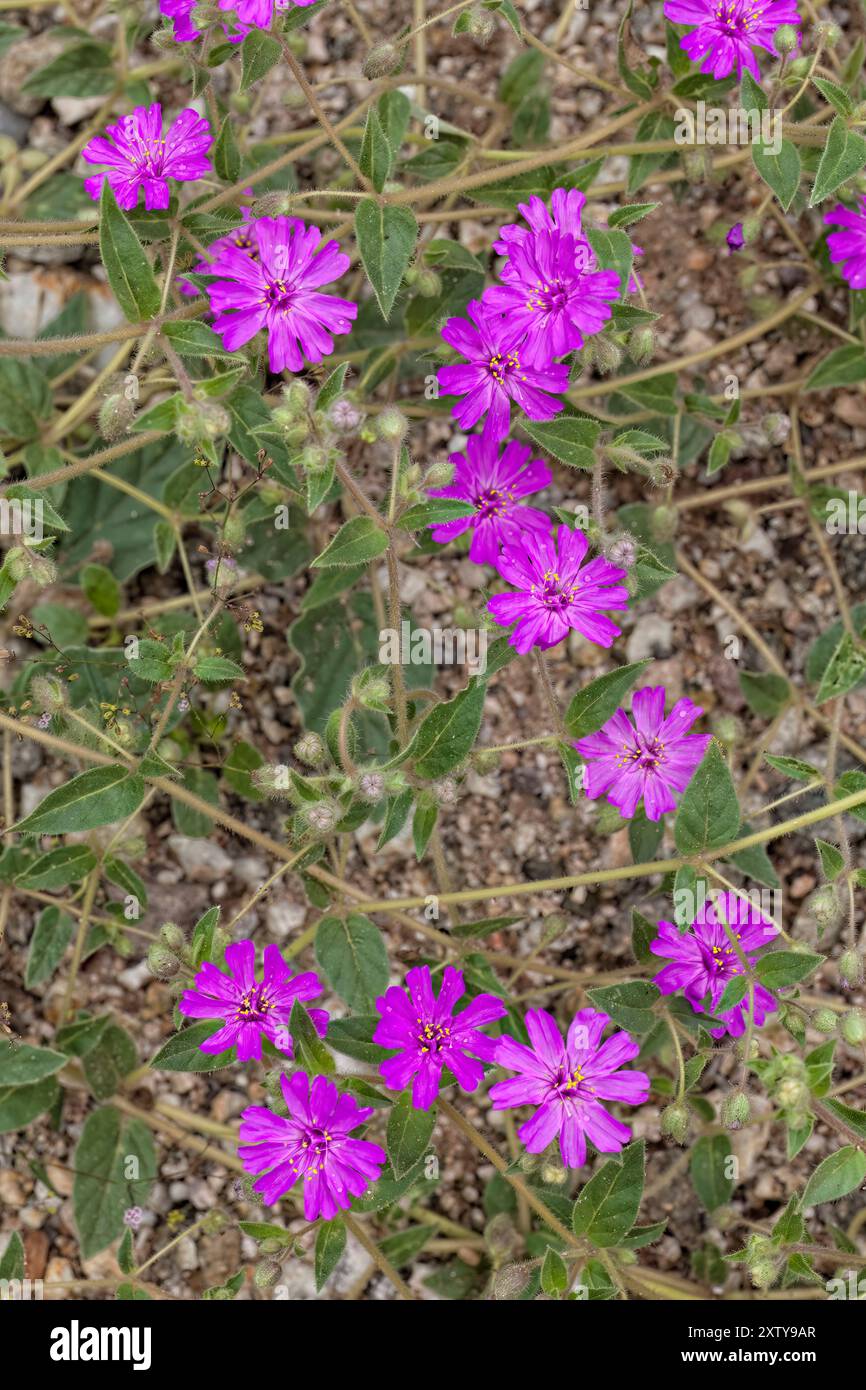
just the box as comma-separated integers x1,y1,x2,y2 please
727,221,745,253
178,939,328,1063
663,0,801,80
207,215,357,373
218,0,317,34
82,102,212,212
238,1071,386,1218
573,687,712,822
483,230,622,367
437,299,569,443
825,196,866,290
650,891,779,1038
488,525,629,654
492,186,590,260
490,1007,649,1168
160,0,201,41
373,965,507,1111
426,435,552,566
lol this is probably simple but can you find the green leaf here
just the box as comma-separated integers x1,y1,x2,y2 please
193,654,245,682
812,76,854,117
151,1021,235,1072
83,1021,137,1101
172,767,219,837
355,201,418,319
752,139,801,212
608,202,659,230
17,845,96,892
519,414,599,469
73,1106,156,1258
0,1230,24,1281
631,908,656,965
540,1246,569,1296
399,499,475,531
81,562,120,618
806,1039,837,1095
756,950,824,989
240,28,282,90
98,183,161,323
15,765,144,836
25,906,75,989
379,1224,436,1266
673,743,739,855
739,669,790,718
821,1099,866,1142
288,999,334,1076
213,116,241,183
806,344,866,392
815,632,866,705
191,906,221,969
387,1092,436,1179
412,794,438,859
764,753,821,783
325,1016,389,1066
802,1146,866,1206
0,1076,60,1133
409,677,486,779
22,40,113,98
314,1219,347,1291
360,107,392,193
810,118,866,206
0,1044,68,1086
572,1140,645,1246
315,914,389,1012
815,839,845,881
690,1133,735,1211
587,981,660,1033
312,515,388,567
161,320,241,362
564,660,652,739
0,359,52,440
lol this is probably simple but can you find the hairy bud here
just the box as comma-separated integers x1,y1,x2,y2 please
711,713,743,748
774,23,799,53
650,504,679,543
812,1007,838,1034
362,41,403,79
305,800,339,836
30,674,67,712
160,922,186,952
840,1010,866,1046
839,949,864,987
660,1102,690,1145
627,326,654,366
414,269,442,298
294,731,326,767
807,884,842,932
254,1258,282,1289
98,391,135,442
377,406,409,443
466,4,496,44
147,942,180,980
492,1262,533,1300
327,396,365,435
761,412,791,446
606,532,638,570
722,1091,750,1129
357,770,385,803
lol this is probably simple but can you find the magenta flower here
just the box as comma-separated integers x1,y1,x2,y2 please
238,1071,386,1217
488,525,628,654
426,435,552,566
490,1007,649,1168
650,891,779,1038
82,102,212,212
493,186,590,260
663,0,801,80
825,197,866,290
484,231,621,367
207,215,357,373
178,939,328,1063
727,222,745,253
573,687,712,822
159,0,201,41
218,0,317,33
373,965,507,1111
437,299,569,442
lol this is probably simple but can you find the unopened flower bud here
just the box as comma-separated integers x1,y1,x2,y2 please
160,922,186,952
722,1091,750,1129
627,327,655,366
711,713,743,748
327,396,364,435
485,1213,520,1262
362,41,403,79
254,1258,282,1288
251,763,291,797
606,532,638,569
840,1010,866,1046
352,669,390,711
29,552,58,587
433,776,460,806
592,337,623,375
816,21,842,46
259,1236,287,1254
750,1259,779,1290
776,1076,809,1110
306,801,339,835
466,4,496,44
98,391,135,441
414,269,442,298
646,456,678,489
660,1102,690,1144
812,1007,838,1034
358,770,385,802
299,445,330,473
839,949,864,987
762,412,791,446
29,674,67,711
808,884,842,931
294,732,326,767
425,459,455,489
223,514,246,550
650,504,679,543
376,407,409,443
147,942,180,979
492,1262,533,1300
774,23,799,53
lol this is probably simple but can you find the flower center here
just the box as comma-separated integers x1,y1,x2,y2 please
236,986,275,1022
295,1126,334,1179
713,0,759,35
525,278,569,313
531,569,579,610
416,1018,451,1054
615,734,666,772
125,122,167,175
265,279,295,311
474,486,512,519
487,350,523,385
553,1065,595,1099
704,933,744,978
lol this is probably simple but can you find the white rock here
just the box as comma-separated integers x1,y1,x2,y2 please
168,836,233,883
